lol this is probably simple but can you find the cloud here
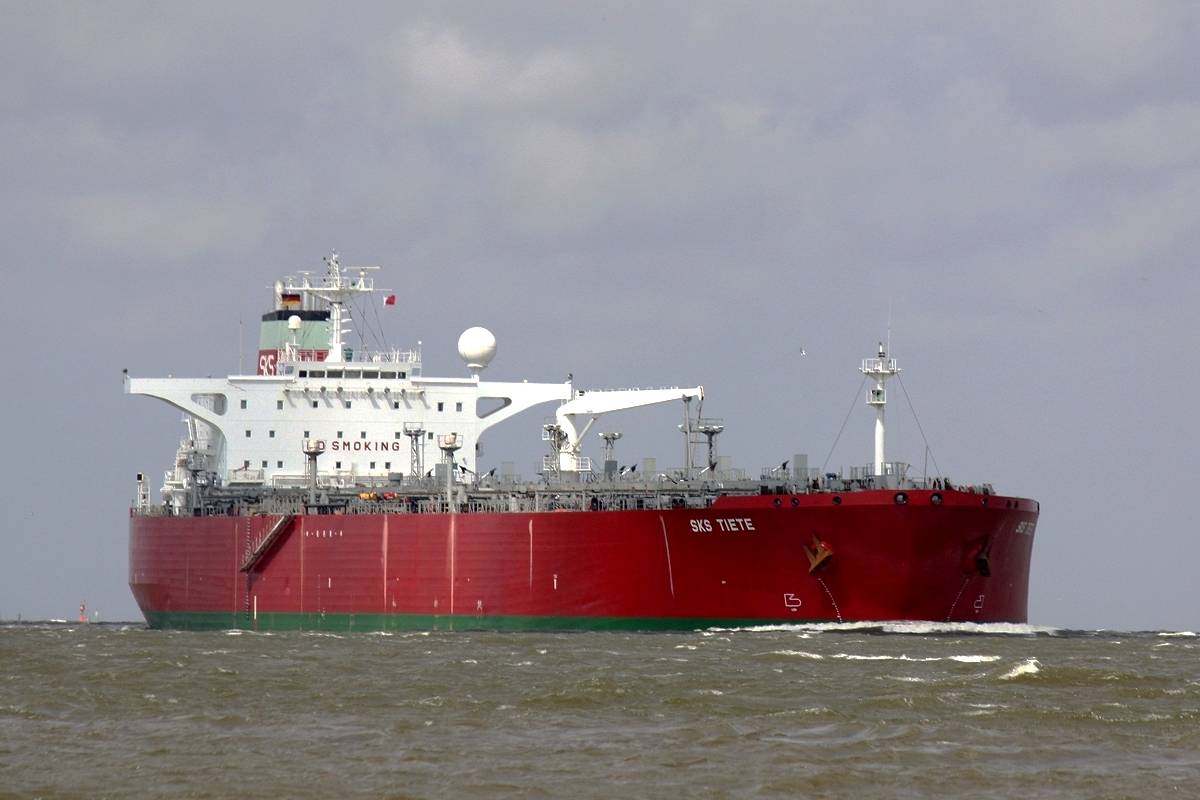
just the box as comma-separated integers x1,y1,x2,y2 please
389,24,592,121
995,1,1181,92
68,193,266,264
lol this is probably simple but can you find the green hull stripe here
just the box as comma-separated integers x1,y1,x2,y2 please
143,610,816,632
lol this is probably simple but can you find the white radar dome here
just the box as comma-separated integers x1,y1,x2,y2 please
458,327,497,372
288,315,302,330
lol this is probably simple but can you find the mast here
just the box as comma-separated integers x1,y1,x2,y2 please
294,252,379,363
860,343,899,477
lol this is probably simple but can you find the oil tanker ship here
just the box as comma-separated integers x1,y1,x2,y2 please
125,254,1037,631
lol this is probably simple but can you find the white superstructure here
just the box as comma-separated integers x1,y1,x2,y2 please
125,255,704,512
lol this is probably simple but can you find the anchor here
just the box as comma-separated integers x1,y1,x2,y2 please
804,533,833,574
961,536,992,577
971,538,993,577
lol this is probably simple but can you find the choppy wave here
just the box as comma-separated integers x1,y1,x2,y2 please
770,649,824,659
719,621,1061,637
2,621,1196,798
766,650,1002,663
1,621,1196,639
714,621,1200,639
1000,657,1041,679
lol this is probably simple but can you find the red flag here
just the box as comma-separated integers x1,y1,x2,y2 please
384,295,396,305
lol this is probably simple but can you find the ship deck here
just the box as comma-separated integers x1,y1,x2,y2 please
132,469,1012,518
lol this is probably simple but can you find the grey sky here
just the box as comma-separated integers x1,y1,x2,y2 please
2,1,1196,629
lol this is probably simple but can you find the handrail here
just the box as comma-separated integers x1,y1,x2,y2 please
281,348,421,365
240,515,295,572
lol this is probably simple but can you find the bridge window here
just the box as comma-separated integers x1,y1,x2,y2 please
269,430,275,438
337,431,343,439
370,462,376,469
360,431,367,439
456,402,463,412
277,400,283,410
428,432,434,440
304,430,310,438
381,371,396,379
344,401,352,409
393,402,400,409
277,461,283,468
245,430,251,438
261,460,268,468
335,461,342,469
385,462,391,470
312,401,318,408
243,460,250,468
240,399,247,409
437,402,444,412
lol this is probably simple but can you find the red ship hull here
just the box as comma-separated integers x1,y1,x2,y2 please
129,489,1037,630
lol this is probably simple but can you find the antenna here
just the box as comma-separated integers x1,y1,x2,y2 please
301,251,378,363
887,300,892,358
599,431,622,462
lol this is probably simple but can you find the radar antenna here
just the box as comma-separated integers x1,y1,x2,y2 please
599,431,622,480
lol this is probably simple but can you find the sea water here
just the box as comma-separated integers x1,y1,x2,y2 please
1,623,1196,798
